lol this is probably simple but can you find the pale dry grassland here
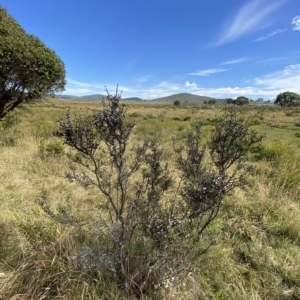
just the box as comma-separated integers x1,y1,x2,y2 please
0,100,299,299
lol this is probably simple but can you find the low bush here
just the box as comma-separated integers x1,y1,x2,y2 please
55,96,261,297
39,137,65,157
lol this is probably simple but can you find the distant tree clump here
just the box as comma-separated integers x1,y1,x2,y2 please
173,100,181,106
226,98,235,104
0,6,66,119
37,88,262,298
235,96,249,105
227,97,249,106
208,99,216,104
255,98,264,104
274,92,300,107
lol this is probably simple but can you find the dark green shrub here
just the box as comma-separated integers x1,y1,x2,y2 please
251,119,261,125
183,116,191,121
172,117,181,121
174,100,181,106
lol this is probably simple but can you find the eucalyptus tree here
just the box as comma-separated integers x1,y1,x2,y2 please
235,96,249,105
0,6,66,118
274,92,300,107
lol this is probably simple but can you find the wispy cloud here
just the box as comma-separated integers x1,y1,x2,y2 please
213,0,286,46
134,74,151,84
126,54,142,69
157,81,181,91
63,88,93,95
136,65,300,99
65,78,108,95
292,16,300,30
67,78,91,87
257,56,288,63
188,68,226,76
63,65,300,100
253,64,300,91
219,57,249,65
253,28,287,42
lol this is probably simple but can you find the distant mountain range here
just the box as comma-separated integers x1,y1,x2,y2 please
148,93,219,104
58,93,223,103
58,94,105,101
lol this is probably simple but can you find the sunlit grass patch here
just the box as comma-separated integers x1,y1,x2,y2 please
0,99,300,299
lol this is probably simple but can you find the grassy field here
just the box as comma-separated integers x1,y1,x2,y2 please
0,100,299,299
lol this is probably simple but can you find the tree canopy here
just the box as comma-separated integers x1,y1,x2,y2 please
274,92,300,107
226,96,249,105
235,96,249,105
0,6,66,118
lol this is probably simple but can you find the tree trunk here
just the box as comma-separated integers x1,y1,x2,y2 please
0,95,23,119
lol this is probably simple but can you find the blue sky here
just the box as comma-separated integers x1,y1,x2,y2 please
2,0,300,99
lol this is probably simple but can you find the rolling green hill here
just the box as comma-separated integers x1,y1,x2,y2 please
58,93,221,103
150,93,219,104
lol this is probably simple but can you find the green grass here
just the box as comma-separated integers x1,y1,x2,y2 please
0,100,300,299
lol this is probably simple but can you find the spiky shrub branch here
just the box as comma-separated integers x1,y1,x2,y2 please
51,89,261,297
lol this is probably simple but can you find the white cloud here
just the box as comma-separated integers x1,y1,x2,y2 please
62,65,300,100
213,0,286,46
63,88,94,95
253,28,287,42
138,65,300,99
219,57,249,65
185,81,197,87
292,16,300,30
188,68,226,76
253,64,300,91
63,78,101,96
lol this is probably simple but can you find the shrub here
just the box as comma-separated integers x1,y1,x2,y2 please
39,92,261,297
172,117,181,121
39,137,65,157
183,116,191,121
